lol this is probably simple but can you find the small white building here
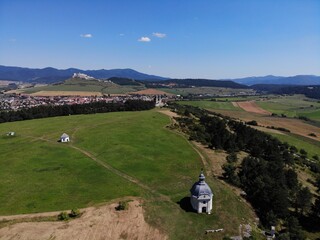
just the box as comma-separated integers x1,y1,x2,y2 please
6,132,15,136
155,95,165,107
190,171,213,214
60,133,70,142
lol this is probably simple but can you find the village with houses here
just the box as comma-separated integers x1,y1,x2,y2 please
0,93,167,111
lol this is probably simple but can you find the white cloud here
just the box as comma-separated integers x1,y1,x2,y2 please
119,33,125,36
138,37,151,42
152,32,166,38
80,34,93,38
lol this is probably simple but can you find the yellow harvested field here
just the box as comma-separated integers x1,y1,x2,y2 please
30,91,103,96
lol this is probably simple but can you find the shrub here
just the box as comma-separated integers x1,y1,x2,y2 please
58,211,69,221
298,116,310,121
115,201,128,211
308,133,317,137
246,120,258,126
70,208,80,218
300,149,307,156
226,152,238,163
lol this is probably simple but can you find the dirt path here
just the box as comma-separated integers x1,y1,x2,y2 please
234,101,271,115
0,200,167,240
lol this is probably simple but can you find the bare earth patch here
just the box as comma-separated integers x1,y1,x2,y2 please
130,88,172,95
0,199,167,240
157,109,179,118
30,91,103,96
235,101,271,115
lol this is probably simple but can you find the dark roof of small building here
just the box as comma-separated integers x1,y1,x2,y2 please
61,133,69,138
190,172,213,197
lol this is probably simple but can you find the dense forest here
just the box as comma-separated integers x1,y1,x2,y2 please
0,100,154,123
145,78,248,89
108,77,141,86
275,85,320,100
252,84,320,100
169,103,320,239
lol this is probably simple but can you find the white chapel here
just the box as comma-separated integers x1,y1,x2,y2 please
190,171,213,214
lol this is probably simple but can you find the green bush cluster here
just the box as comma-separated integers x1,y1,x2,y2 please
115,201,128,211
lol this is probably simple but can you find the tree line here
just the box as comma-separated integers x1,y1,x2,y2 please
274,86,320,100
0,100,155,123
170,103,320,239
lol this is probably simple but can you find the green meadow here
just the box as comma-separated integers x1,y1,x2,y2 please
0,110,259,239
269,132,320,159
256,95,320,122
177,100,241,111
22,78,145,94
160,87,255,96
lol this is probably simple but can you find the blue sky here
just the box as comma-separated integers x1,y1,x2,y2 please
0,0,319,78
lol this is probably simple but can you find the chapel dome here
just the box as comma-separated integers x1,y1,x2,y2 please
190,172,213,197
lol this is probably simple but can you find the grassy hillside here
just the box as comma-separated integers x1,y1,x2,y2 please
268,132,320,159
177,100,241,111
21,78,145,94
0,110,259,239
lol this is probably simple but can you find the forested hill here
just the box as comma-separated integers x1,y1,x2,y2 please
274,85,320,100
145,78,249,89
0,65,167,83
252,84,320,100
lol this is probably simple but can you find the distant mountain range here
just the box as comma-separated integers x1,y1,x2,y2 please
231,75,320,86
0,65,168,83
0,65,319,86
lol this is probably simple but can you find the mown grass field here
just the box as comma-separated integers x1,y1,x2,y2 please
0,110,259,239
177,100,241,111
268,132,320,159
159,87,255,96
256,95,320,122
